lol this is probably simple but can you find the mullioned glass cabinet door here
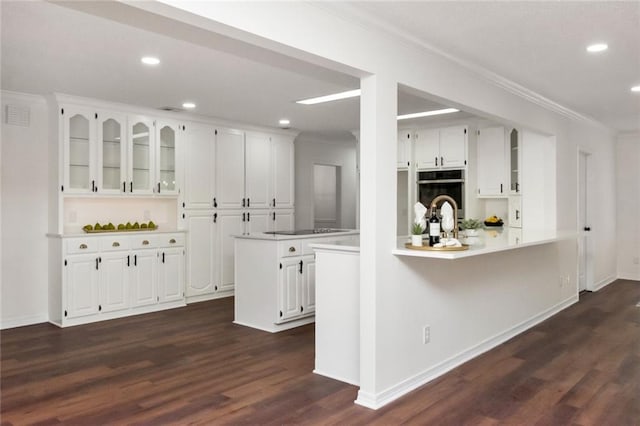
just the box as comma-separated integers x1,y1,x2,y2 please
128,117,155,194
158,123,177,194
98,113,127,194
64,106,96,194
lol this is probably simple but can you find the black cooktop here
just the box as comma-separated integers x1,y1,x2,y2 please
264,229,348,236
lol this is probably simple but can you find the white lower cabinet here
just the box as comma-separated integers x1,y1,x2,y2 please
56,233,185,327
277,254,316,323
185,211,218,300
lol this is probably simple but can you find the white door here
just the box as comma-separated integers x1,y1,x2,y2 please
216,129,245,209
278,258,302,322
96,111,127,194
578,151,593,292
439,125,467,168
217,210,244,292
273,210,295,232
245,132,271,209
128,116,155,195
184,123,215,209
65,255,100,318
99,252,129,313
271,136,295,208
397,130,412,169
63,106,97,194
301,255,316,315
477,126,506,196
185,211,216,297
131,250,158,307
159,247,185,302
414,128,439,169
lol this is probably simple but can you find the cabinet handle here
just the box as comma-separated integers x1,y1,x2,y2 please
516,182,520,193
162,252,165,263
79,243,88,249
247,212,250,222
289,246,296,253
213,198,217,208
300,306,303,313
91,180,95,192
435,157,438,166
247,198,250,207
214,213,217,223
299,260,303,274
272,212,276,221
169,238,176,244
99,305,102,312
242,198,246,207
123,181,126,192
127,255,130,267
500,183,503,193
95,258,99,270
279,310,283,317
242,213,246,222
516,210,520,220
112,241,120,247
142,240,149,246
130,182,133,193
157,182,161,193
273,198,276,207
441,156,444,166
182,202,185,208
134,255,137,266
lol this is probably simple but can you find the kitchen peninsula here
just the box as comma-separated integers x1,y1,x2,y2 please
233,229,359,332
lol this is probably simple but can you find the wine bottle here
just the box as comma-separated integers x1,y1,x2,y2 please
429,210,440,246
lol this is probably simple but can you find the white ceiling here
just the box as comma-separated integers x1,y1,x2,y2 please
347,1,640,133
2,1,638,134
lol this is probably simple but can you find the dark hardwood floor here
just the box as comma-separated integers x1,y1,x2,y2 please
2,279,638,425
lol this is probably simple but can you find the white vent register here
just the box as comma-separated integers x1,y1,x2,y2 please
5,104,30,127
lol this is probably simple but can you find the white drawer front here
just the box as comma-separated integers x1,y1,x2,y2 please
99,236,131,252
158,234,185,247
130,235,159,250
279,240,302,257
65,238,99,254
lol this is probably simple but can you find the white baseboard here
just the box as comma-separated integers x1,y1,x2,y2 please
186,291,233,304
313,368,359,386
355,295,578,410
592,275,617,291
1,313,48,330
617,272,640,281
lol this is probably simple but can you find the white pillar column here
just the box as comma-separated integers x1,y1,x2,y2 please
356,73,398,408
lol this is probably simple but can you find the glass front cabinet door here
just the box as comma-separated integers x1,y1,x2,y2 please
156,121,179,195
128,116,155,194
97,112,127,194
63,106,97,194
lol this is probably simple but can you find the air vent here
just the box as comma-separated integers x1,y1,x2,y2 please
5,105,30,127
158,106,185,112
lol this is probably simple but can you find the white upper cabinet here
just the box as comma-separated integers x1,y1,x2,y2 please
414,128,439,169
97,111,127,194
245,132,272,209
271,135,294,209
128,116,155,195
62,106,97,194
215,129,246,209
509,128,521,194
414,126,467,170
155,120,180,195
183,123,216,209
397,130,412,169
476,126,508,197
439,125,467,168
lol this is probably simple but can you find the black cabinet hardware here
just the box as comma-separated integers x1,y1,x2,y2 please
247,212,250,222
182,213,185,219
435,157,438,166
215,285,218,291
516,210,520,220
64,310,67,317
516,182,520,192
134,255,137,266
247,198,250,207
584,227,591,231
441,156,444,166
279,310,283,317
213,198,217,208
299,260,303,274
64,260,67,266
182,202,185,208
95,258,99,270
99,305,102,311
130,182,133,193
300,306,303,313
273,198,276,207
127,255,130,267
123,181,126,192
95,113,98,119
61,185,64,192
162,252,165,263
242,198,246,207
279,263,282,269
61,108,64,115
273,212,276,221
214,213,218,223
157,182,161,193
500,183,503,193
242,212,246,222
92,180,95,192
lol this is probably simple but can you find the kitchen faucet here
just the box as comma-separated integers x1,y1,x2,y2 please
429,194,460,239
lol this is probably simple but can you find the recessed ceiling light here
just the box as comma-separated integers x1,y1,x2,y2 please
296,89,361,105
182,102,196,109
586,43,608,53
279,119,290,126
397,108,459,120
631,86,640,93
141,56,160,65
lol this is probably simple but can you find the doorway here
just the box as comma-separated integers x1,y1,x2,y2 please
578,150,593,292
313,164,341,229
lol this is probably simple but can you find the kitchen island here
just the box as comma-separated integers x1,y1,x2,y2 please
233,229,359,332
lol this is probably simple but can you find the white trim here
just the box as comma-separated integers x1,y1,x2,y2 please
186,292,233,304
591,275,618,292
1,313,48,330
618,273,640,281
1,90,47,104
313,369,359,386
315,3,611,132
354,295,578,410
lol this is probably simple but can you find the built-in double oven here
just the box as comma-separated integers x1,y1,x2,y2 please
417,169,465,219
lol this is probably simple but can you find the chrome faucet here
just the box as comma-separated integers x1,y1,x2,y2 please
429,194,459,239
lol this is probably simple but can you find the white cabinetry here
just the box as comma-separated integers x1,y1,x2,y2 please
97,111,127,195
52,232,186,327
185,211,218,300
128,116,155,195
216,129,246,209
217,210,245,293
509,128,521,194
183,123,216,209
508,195,522,228
276,252,316,323
62,106,98,194
476,126,508,197
397,130,412,169
271,135,295,209
245,132,272,209
414,125,467,170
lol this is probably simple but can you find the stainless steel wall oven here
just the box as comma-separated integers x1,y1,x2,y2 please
417,169,465,219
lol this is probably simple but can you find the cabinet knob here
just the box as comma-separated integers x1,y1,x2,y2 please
142,240,150,246
169,238,176,244
79,243,88,249
289,246,296,252
112,241,120,247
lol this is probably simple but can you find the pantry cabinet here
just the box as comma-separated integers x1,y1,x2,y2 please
271,136,295,208
183,123,216,209
245,132,272,209
215,129,246,209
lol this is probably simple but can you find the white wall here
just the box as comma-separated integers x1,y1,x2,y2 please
1,92,49,328
616,133,640,280
294,133,357,230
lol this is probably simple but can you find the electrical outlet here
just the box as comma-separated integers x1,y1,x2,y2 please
423,325,430,344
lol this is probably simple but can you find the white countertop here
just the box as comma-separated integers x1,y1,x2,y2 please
393,228,572,259
47,229,186,238
311,239,361,253
234,229,359,241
